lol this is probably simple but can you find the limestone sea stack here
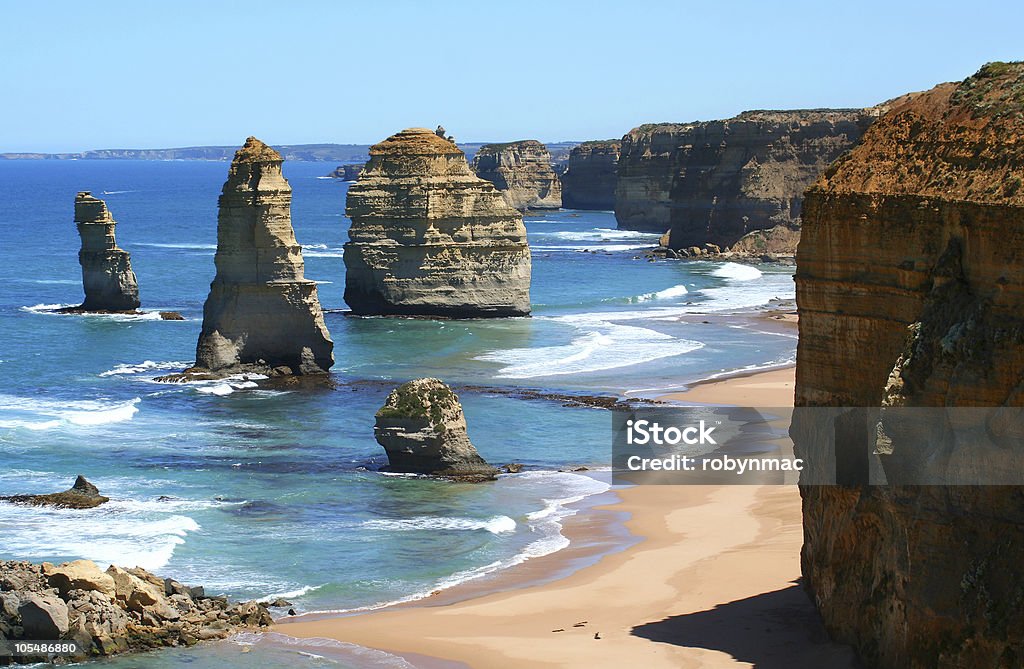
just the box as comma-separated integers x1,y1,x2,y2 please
792,62,1024,667
560,140,620,210
374,378,498,481
344,128,531,318
472,140,562,210
193,137,333,376
73,192,140,312
614,109,879,250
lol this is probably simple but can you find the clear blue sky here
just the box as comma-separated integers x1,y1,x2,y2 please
1,0,1020,152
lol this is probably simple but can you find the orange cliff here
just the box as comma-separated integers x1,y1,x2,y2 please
793,62,1024,667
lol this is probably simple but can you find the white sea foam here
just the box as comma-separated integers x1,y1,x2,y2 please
712,262,763,281
100,360,193,377
0,394,141,430
544,228,661,242
477,316,703,379
100,190,137,195
361,515,517,535
0,504,199,571
531,243,654,252
635,284,689,302
19,304,167,321
303,248,346,258
260,584,325,602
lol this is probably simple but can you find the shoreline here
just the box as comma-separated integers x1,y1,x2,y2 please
274,365,859,668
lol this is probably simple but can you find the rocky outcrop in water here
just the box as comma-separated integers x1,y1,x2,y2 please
190,137,333,377
324,164,363,181
615,110,879,249
344,128,531,317
560,140,620,210
472,140,562,210
0,559,271,663
374,378,498,481
72,192,140,312
792,62,1024,668
0,476,108,510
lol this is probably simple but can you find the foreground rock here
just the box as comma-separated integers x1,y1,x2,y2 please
374,378,498,481
792,62,1024,667
0,476,108,509
184,137,333,378
68,192,140,312
324,164,363,181
560,140,620,210
472,140,562,210
344,128,531,317
615,109,879,249
0,559,271,663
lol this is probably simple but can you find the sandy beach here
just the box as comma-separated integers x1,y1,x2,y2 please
277,366,859,668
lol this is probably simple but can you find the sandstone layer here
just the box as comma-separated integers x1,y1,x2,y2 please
560,140,620,210
792,62,1024,668
374,378,498,481
0,559,270,662
73,192,140,312
344,128,531,318
0,476,108,509
472,140,562,210
193,137,333,376
615,109,879,249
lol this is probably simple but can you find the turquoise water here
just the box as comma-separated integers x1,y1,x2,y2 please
0,160,796,667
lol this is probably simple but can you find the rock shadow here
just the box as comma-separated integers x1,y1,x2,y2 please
631,582,862,668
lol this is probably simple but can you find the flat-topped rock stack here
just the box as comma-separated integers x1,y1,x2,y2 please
472,140,562,210
190,137,333,377
344,128,531,318
73,192,140,312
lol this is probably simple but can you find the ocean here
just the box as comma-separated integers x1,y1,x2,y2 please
0,160,796,667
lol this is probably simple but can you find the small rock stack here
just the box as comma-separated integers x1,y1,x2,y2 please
344,128,531,318
374,378,498,481
194,137,334,376
73,192,140,312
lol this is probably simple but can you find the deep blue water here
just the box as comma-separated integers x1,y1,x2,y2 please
0,160,795,667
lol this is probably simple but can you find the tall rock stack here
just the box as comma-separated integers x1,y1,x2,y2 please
472,140,562,210
792,63,1024,667
194,137,333,375
344,128,531,318
560,140,620,210
614,110,879,250
73,192,140,312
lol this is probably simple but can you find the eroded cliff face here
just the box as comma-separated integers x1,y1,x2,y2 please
74,192,140,312
560,140,620,210
472,140,562,210
615,110,878,249
344,128,531,318
194,137,333,376
793,63,1024,668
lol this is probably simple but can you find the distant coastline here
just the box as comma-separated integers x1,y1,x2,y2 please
0,141,581,162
